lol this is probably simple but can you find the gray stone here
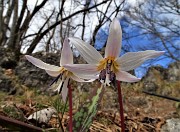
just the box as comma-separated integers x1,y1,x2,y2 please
167,62,180,81
0,68,13,92
144,81,158,92
161,118,180,132
0,47,17,69
15,52,58,88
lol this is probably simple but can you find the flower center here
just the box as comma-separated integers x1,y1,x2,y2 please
97,57,119,86
50,68,71,87
50,68,71,94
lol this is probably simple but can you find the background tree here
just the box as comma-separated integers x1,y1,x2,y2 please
0,0,178,68
0,0,49,59
1,0,126,60
123,0,179,62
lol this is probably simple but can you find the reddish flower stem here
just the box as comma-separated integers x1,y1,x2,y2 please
117,81,125,132
68,84,73,132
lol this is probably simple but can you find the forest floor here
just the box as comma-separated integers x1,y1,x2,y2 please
0,83,179,132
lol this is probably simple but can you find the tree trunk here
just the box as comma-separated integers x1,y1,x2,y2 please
7,0,18,50
0,0,3,45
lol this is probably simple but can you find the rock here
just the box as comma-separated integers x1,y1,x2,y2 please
143,65,165,82
16,56,50,89
144,81,158,92
0,47,17,69
1,58,17,69
143,62,180,82
161,118,180,132
142,62,180,96
0,50,90,94
0,68,13,92
1,46,179,99
167,62,180,81
15,52,62,92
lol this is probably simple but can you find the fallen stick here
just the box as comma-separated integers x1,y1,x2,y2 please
0,115,43,132
142,90,180,102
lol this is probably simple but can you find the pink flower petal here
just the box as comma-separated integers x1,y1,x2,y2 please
60,38,73,66
105,18,122,58
25,55,60,71
53,80,63,92
116,71,141,82
75,74,99,80
116,50,165,71
45,70,61,77
70,74,96,82
63,64,99,75
69,37,103,64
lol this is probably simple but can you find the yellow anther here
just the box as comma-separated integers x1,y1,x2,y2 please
97,59,107,71
112,61,119,73
60,67,66,72
60,67,73,77
97,56,119,73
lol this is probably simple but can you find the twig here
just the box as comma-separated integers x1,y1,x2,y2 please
142,90,180,102
0,115,43,131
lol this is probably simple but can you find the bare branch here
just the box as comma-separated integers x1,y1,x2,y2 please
26,0,110,54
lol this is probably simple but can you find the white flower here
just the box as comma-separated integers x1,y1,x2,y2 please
64,19,165,86
25,39,96,102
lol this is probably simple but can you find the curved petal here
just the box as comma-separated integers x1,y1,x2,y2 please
105,18,122,58
60,38,73,66
70,74,95,82
116,50,165,71
116,71,141,82
69,37,103,64
64,64,99,75
61,77,69,102
25,55,60,71
45,70,61,77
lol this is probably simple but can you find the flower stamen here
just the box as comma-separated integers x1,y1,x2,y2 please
98,57,118,86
